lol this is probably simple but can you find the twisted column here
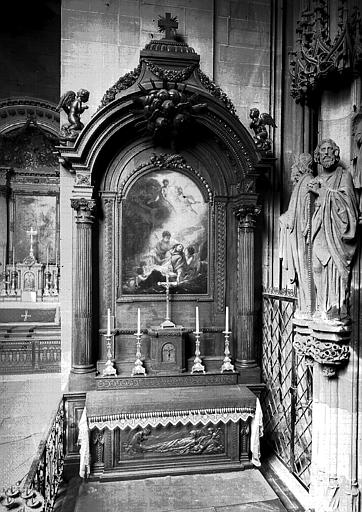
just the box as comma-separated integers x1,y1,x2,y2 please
70,198,96,373
234,205,261,372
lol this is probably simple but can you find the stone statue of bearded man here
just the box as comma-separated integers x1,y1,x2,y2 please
308,139,358,323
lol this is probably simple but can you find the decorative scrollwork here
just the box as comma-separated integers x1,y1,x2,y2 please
197,70,239,119
99,64,142,109
119,153,213,202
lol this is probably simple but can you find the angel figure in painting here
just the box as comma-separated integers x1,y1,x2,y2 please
249,108,277,152
57,89,90,141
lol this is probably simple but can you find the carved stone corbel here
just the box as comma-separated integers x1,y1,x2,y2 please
293,318,351,377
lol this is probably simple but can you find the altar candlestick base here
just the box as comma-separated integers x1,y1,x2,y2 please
132,332,147,376
191,331,205,374
103,334,117,377
221,330,235,373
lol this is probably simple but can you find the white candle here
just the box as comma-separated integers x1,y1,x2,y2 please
196,306,199,332
137,308,141,334
225,306,229,332
46,246,49,269
107,308,111,336
12,249,15,270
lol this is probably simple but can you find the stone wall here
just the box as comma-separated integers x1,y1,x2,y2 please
0,2,60,102
61,0,271,122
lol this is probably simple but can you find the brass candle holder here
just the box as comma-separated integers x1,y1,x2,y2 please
102,333,117,376
221,330,235,373
191,331,205,374
131,332,146,376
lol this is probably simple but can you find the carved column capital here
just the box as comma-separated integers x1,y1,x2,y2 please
234,205,261,228
71,198,96,223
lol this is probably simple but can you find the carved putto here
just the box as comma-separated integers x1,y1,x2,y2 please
57,89,90,142
134,81,207,147
249,108,276,152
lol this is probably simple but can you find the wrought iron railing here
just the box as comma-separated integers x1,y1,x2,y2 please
23,397,65,511
261,288,313,489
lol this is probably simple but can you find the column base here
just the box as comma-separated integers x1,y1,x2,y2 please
71,364,96,374
235,361,261,383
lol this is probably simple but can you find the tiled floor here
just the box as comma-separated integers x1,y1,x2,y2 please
72,471,287,512
0,373,65,488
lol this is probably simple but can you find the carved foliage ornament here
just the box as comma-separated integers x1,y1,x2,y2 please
289,0,362,103
294,332,350,377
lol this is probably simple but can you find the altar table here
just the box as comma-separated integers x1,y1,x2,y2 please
79,385,263,480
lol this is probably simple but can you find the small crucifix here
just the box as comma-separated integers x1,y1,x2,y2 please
21,310,31,322
157,274,177,328
158,12,178,40
26,227,37,259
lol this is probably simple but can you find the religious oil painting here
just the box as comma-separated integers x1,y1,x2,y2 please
14,195,57,263
122,170,208,294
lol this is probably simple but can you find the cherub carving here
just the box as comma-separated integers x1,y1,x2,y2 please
249,108,277,152
57,89,90,141
134,81,207,147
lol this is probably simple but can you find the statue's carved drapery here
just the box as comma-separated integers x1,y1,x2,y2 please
280,140,359,375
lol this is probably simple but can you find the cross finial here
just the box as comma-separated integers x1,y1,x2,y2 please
158,12,178,40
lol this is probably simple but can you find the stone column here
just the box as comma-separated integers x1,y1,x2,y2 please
234,205,261,373
70,198,96,373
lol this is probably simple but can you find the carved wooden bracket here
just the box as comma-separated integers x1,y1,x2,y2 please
289,1,362,104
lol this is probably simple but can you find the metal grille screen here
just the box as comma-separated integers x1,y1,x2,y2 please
261,290,313,489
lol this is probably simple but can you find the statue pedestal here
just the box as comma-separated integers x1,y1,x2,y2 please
148,326,185,375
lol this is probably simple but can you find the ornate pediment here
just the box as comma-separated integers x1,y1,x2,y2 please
289,0,362,104
99,11,238,124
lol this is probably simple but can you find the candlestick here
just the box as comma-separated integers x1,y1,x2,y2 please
196,306,199,333
191,330,205,374
221,329,235,373
225,306,229,332
102,332,117,377
137,308,141,335
107,308,111,336
132,331,146,376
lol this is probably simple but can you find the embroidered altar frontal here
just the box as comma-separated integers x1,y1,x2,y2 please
84,385,260,479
